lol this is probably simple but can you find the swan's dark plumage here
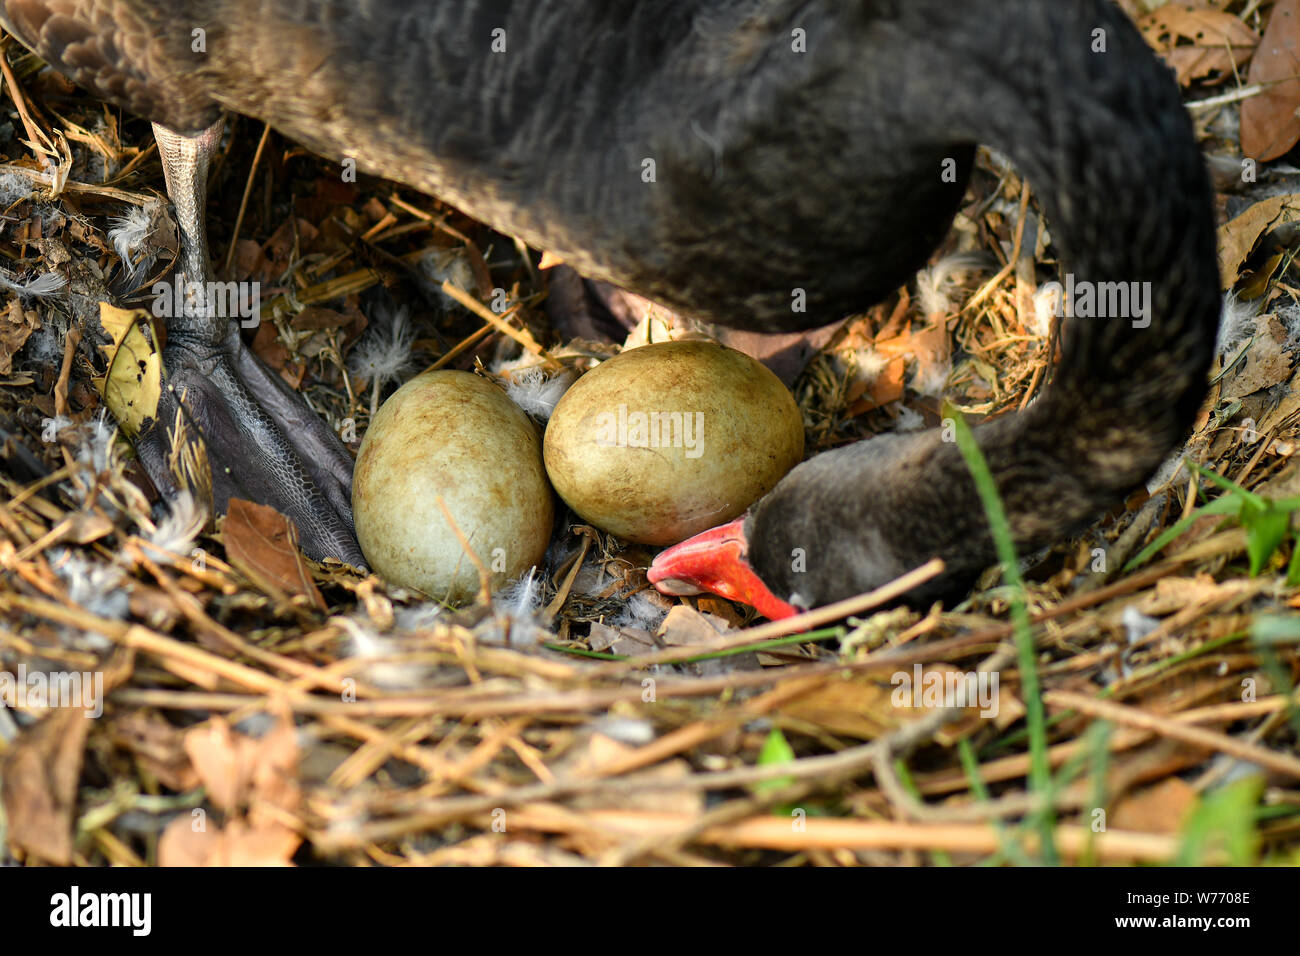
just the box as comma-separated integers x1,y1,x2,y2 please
1,0,1220,608
1,0,219,129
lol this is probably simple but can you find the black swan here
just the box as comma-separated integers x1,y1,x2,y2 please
1,0,1219,615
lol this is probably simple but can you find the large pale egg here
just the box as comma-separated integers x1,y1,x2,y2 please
352,370,554,603
543,341,804,545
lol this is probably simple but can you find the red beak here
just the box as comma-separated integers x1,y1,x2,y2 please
647,515,799,620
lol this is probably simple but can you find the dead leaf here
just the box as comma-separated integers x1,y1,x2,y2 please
62,509,116,544
778,664,1018,743
1140,5,1258,86
909,321,951,383
109,710,200,792
250,321,303,388
1217,314,1294,398
777,675,899,740
289,305,352,331
847,354,906,415
0,650,133,863
1242,0,1300,160
588,621,657,656
696,596,747,628
1258,379,1300,435
157,815,220,866
1217,194,1300,288
1,707,92,863
182,712,301,821
94,302,163,438
570,751,702,814
183,719,251,813
0,299,39,375
657,604,730,646
159,816,300,866
1222,316,1294,398
246,717,302,828
164,713,303,866
1112,777,1197,834
222,498,326,610
1135,573,1239,616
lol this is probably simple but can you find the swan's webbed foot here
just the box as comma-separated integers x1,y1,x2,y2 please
135,323,365,567
132,119,365,568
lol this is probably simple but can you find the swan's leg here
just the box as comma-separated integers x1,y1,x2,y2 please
132,118,365,566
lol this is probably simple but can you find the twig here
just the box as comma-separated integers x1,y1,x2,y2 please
589,558,946,675
505,807,1179,863
1045,689,1300,780
434,495,492,605
440,280,560,367
222,121,271,278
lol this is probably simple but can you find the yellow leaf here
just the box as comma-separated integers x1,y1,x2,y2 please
97,302,163,438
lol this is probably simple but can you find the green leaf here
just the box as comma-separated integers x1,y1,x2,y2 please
1250,616,1300,739
754,727,797,794
945,403,1056,865
1175,776,1263,866
1124,493,1241,571
1242,501,1292,576
1126,460,1300,572
1252,614,1300,645
1187,460,1265,507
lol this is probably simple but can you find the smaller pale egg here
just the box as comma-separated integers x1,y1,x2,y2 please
352,370,554,603
543,341,804,545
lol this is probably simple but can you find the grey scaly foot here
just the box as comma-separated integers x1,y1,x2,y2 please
133,119,365,567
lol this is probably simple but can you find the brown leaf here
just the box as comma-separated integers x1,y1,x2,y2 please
110,710,200,792
159,816,300,866
1135,573,1239,617
182,712,301,819
1112,777,1197,834
1217,194,1300,288
223,498,326,610
777,675,899,740
246,717,302,828
847,355,906,415
1140,6,1258,86
779,664,1018,743
63,509,116,544
696,596,747,628
569,750,703,815
588,620,657,656
257,217,319,280
0,650,133,863
289,305,353,331
1,707,91,863
158,814,221,866
0,299,39,375
657,604,730,646
183,719,250,813
250,320,290,374
1216,314,1294,398
1242,0,1300,161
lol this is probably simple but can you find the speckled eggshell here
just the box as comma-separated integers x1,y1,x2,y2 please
352,370,554,603
543,340,804,545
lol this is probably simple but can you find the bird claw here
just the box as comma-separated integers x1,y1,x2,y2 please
134,323,366,569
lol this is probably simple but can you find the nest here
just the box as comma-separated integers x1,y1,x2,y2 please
2,8,1300,867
